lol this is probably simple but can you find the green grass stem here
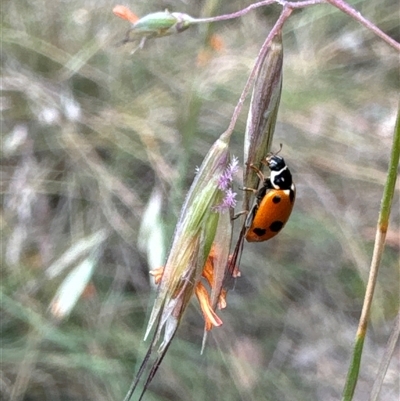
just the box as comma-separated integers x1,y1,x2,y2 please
342,105,400,401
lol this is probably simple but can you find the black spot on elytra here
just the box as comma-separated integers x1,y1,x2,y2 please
272,195,281,204
290,190,295,203
253,227,266,236
270,221,284,232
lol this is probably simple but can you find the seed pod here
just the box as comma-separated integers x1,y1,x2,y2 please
113,6,196,43
145,132,234,342
243,32,283,212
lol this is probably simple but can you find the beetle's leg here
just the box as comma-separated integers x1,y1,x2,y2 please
249,164,265,181
240,186,257,193
232,210,248,220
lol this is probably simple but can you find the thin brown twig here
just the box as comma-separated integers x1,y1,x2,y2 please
218,0,399,142
326,0,400,51
222,6,293,141
194,0,400,52
194,0,323,24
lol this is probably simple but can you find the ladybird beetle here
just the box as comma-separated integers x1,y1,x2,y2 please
245,154,295,242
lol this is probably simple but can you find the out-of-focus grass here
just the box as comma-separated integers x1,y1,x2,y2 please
1,1,399,400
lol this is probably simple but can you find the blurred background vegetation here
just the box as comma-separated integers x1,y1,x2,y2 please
1,0,399,400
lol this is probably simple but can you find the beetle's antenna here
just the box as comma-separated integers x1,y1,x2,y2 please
266,143,283,160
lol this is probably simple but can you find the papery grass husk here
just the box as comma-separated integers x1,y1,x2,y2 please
201,209,233,352
226,31,283,276
243,31,283,212
124,132,235,401
145,132,232,340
